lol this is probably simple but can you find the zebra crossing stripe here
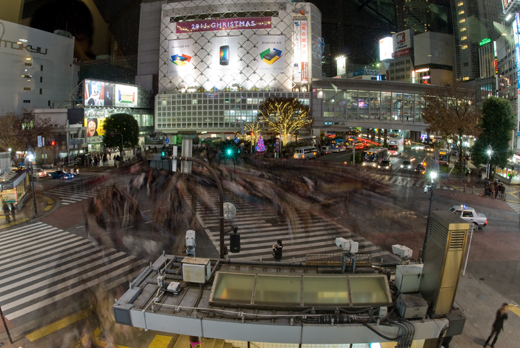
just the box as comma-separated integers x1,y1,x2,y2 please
0,222,140,321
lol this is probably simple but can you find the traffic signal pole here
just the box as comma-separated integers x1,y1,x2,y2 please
173,156,226,259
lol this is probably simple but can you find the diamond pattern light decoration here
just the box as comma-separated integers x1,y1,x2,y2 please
158,0,312,94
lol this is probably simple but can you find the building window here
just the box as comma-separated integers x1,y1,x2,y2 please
40,65,43,71
25,63,32,66
40,76,43,83
23,100,30,103
459,18,466,23
460,27,466,32
458,10,464,15
23,87,31,91
463,77,470,81
461,45,468,49
463,62,469,67
40,88,42,95
461,36,467,41
458,1,464,6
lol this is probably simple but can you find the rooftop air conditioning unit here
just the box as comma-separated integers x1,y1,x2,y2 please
392,244,413,258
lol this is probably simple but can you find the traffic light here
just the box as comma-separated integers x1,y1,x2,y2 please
50,140,56,146
226,148,232,156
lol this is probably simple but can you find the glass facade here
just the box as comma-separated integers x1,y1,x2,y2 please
155,92,309,131
314,88,426,124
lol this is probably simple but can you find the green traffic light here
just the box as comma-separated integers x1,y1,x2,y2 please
226,149,232,156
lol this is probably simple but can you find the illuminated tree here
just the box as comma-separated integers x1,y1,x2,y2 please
256,134,266,152
421,84,481,175
258,96,312,146
244,121,264,147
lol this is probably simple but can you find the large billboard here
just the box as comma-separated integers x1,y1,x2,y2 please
211,36,239,74
393,29,413,57
115,84,138,107
336,56,346,75
84,80,114,107
257,36,285,74
168,39,194,78
503,0,514,12
379,37,394,61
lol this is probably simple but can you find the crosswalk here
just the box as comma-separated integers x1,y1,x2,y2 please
46,178,127,205
367,173,455,191
0,222,142,323
192,195,401,263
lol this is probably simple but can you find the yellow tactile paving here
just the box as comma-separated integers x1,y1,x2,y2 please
508,303,520,318
26,308,91,341
148,335,173,348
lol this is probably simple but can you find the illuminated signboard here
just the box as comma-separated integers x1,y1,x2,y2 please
379,37,393,61
115,84,138,107
503,0,514,12
293,21,301,82
336,56,346,75
175,17,271,33
84,80,114,107
479,38,492,46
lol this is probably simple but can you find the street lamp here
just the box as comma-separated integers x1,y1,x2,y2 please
486,145,493,180
422,170,438,262
27,146,37,216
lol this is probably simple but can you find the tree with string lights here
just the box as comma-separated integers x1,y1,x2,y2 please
258,96,312,146
255,134,266,153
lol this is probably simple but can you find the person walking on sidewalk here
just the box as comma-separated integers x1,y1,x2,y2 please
484,302,509,347
10,202,15,222
3,203,10,223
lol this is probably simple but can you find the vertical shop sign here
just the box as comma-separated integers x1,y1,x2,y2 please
301,20,308,83
293,21,301,83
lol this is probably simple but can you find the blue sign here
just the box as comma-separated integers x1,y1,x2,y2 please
165,137,169,145
234,137,239,144
517,131,520,136
352,69,365,77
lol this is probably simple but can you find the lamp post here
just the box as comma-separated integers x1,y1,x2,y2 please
27,146,37,216
422,170,438,262
486,145,493,180
110,131,124,159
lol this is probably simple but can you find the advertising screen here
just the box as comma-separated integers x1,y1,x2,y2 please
84,80,114,107
211,36,239,73
168,39,194,78
84,117,105,138
257,36,285,74
115,85,138,107
336,57,346,75
175,17,271,33
300,20,308,83
379,37,393,61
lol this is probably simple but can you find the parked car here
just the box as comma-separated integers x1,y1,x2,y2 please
378,160,392,171
48,170,75,179
449,205,487,229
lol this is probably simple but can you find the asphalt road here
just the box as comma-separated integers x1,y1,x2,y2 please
5,154,520,345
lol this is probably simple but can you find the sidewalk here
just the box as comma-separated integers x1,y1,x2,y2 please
0,194,54,230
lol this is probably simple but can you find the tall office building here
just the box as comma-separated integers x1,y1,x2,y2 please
395,0,452,34
451,0,502,81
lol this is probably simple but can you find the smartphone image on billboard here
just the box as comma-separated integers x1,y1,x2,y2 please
220,45,229,65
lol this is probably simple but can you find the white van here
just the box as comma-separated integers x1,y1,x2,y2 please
294,146,318,159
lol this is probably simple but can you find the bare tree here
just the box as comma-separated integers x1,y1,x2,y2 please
0,111,54,155
421,84,481,175
258,96,312,146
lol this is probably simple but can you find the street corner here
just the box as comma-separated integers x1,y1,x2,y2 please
42,195,54,212
0,216,30,230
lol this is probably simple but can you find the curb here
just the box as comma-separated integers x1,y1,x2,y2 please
0,195,55,230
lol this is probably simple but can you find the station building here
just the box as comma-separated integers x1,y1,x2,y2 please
137,0,322,140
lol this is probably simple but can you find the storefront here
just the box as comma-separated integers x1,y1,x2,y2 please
496,154,520,184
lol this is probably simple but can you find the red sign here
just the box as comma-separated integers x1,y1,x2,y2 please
392,48,411,58
176,17,271,33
